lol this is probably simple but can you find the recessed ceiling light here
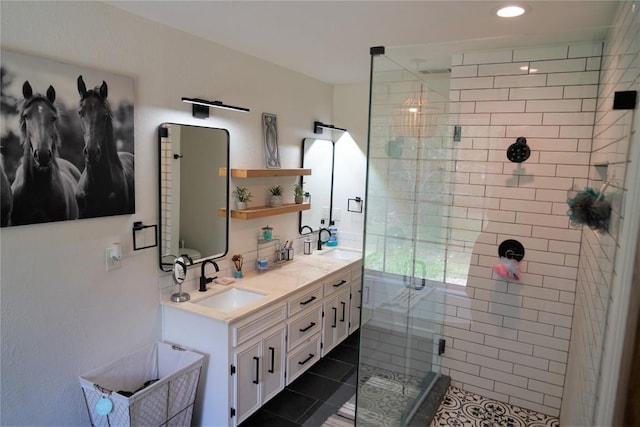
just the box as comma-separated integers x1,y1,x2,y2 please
497,5,526,18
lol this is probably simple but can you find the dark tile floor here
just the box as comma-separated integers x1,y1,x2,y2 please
240,331,359,427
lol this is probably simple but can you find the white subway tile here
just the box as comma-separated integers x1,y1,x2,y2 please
586,57,602,71
454,195,501,210
471,322,518,340
507,283,560,302
581,98,597,111
555,165,589,178
443,346,469,362
457,307,504,326
554,326,571,340
495,74,548,88
452,54,464,66
565,255,579,268
538,311,573,329
522,296,573,317
518,330,570,352
526,99,582,113
475,289,523,307
530,58,587,73
480,367,527,388
468,352,514,372
450,90,461,101
485,186,536,200
539,151,590,165
485,335,534,355
460,88,510,101
463,50,513,65
450,101,476,114
513,46,569,62
449,369,495,390
543,112,596,126
507,163,558,177
489,302,538,321
518,176,575,190
514,364,565,386
458,125,507,138
528,379,564,398
456,161,504,174
496,381,544,403
440,357,481,376
548,240,580,255
478,62,530,76
577,139,592,152
454,338,499,358
516,212,569,229
559,125,595,139
543,395,563,410
503,316,555,336
547,71,600,86
535,189,570,203
510,86,564,100
451,65,478,78
500,199,552,214
443,325,485,344
527,262,578,280
549,361,566,375
568,42,603,58
564,85,598,98
506,125,560,138
483,221,532,236
483,209,518,223
475,100,526,113
499,349,550,371
533,344,568,363
491,113,543,125
450,77,495,90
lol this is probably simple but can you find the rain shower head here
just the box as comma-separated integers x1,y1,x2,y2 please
507,136,530,163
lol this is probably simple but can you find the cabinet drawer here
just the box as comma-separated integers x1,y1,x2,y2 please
323,269,351,297
286,335,321,385
287,306,322,351
233,302,287,347
288,283,323,317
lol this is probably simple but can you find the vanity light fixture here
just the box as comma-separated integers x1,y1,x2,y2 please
181,97,250,119
313,121,347,134
496,5,526,17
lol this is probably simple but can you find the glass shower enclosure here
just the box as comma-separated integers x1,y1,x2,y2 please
356,47,461,426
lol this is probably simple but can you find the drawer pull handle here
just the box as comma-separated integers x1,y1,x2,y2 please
300,296,317,305
268,347,275,374
333,280,347,288
298,353,314,365
340,301,346,322
299,322,316,333
332,307,337,328
253,356,259,384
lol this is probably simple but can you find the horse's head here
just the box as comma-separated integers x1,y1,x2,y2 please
77,75,113,165
20,81,59,170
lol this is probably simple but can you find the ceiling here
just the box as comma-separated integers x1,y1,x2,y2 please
106,1,617,85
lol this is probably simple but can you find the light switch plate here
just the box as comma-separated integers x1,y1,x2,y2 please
105,247,122,272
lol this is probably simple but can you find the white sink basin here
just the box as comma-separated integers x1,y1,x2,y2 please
319,248,362,261
193,288,266,312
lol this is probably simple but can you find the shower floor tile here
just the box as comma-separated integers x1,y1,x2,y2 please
430,386,559,427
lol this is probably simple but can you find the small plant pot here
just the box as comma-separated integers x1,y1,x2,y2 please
270,195,282,206
295,196,304,204
236,201,247,210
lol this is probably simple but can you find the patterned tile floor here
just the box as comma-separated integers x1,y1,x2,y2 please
430,386,559,427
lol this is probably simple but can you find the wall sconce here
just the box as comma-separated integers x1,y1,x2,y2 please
314,121,347,134
181,97,250,119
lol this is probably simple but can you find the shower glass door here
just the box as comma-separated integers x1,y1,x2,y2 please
356,48,456,426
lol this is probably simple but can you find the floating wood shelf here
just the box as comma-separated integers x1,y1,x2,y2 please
218,203,310,220
219,168,311,178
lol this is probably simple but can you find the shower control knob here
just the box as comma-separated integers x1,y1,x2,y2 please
506,136,530,163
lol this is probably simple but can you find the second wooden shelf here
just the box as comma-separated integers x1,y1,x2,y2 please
219,168,311,178
218,203,310,220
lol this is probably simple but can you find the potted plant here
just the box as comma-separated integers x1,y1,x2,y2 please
233,186,252,210
293,183,304,204
268,185,283,206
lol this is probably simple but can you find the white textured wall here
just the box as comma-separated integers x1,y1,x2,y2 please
436,42,604,417
0,2,332,425
562,1,640,424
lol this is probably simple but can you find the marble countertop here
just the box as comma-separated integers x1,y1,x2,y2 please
161,247,362,323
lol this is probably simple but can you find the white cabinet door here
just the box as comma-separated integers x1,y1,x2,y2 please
349,281,361,334
234,341,261,423
262,327,286,403
322,287,350,356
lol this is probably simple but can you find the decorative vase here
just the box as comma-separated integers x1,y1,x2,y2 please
295,196,304,204
270,195,282,206
236,201,247,210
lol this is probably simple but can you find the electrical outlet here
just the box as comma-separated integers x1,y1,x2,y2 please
105,245,122,272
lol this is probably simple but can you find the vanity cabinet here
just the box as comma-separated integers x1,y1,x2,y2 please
322,287,351,356
234,325,286,423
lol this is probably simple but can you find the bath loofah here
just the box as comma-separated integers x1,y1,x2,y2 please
567,186,611,232
492,257,521,281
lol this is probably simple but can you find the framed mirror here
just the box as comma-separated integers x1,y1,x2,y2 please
158,123,230,272
299,138,334,232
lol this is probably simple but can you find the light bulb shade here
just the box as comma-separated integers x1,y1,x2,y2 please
393,86,439,138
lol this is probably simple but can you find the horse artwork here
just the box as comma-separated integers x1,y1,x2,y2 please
0,163,12,227
76,75,134,218
9,82,81,226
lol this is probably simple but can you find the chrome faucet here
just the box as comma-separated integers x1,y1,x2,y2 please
317,228,332,250
199,259,219,292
